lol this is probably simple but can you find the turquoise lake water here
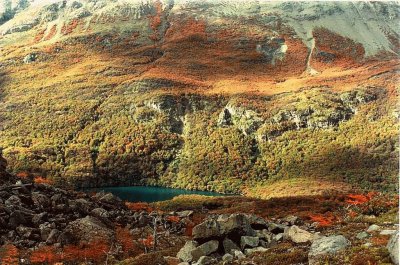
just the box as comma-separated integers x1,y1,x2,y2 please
87,186,224,202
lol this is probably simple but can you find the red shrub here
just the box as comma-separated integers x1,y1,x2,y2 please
0,244,19,265
30,246,61,264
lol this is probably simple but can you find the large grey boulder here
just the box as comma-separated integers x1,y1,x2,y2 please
192,214,254,240
309,235,350,265
191,240,219,262
387,231,399,265
66,215,113,243
193,256,215,265
177,240,199,262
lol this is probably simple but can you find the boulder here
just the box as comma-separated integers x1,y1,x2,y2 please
222,253,233,262
240,236,259,249
356,231,370,240
233,250,246,260
191,240,219,262
285,225,314,243
387,230,399,265
177,240,199,262
192,219,220,240
5,195,21,207
66,216,113,243
31,192,50,208
309,235,350,265
367,224,380,232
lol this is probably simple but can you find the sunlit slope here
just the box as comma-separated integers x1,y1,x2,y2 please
0,0,398,195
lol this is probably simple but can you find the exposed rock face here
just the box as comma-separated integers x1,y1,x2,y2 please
387,230,399,265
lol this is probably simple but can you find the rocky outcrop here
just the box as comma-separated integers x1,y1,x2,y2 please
218,102,263,136
177,213,326,264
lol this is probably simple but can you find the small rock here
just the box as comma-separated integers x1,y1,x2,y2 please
240,236,259,249
233,250,246,260
5,195,21,207
176,210,194,218
356,231,370,240
367,224,380,232
222,253,233,262
275,233,284,242
244,246,268,255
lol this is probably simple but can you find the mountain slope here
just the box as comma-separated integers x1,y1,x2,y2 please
0,0,398,195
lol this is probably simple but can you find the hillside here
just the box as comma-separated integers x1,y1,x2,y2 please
0,0,399,195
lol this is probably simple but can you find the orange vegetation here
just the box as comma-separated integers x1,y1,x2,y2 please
126,202,153,212
309,214,335,227
30,246,60,264
116,226,136,256
33,176,53,185
62,240,109,263
0,244,19,265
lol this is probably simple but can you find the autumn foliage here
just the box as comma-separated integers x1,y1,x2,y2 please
0,244,19,265
126,202,153,213
30,246,61,264
309,214,335,227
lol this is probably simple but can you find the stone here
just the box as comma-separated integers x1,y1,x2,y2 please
91,208,109,218
222,253,233,262
193,256,214,265
66,216,113,243
283,215,300,225
9,210,27,228
387,230,399,265
5,195,21,207
178,263,190,265
31,192,50,208
233,250,246,260
309,235,351,265
223,238,240,253
286,225,314,243
46,229,60,244
275,233,284,242
367,224,380,232
356,231,370,240
176,210,194,218
191,240,219,262
244,246,268,255
177,240,199,262
240,236,259,249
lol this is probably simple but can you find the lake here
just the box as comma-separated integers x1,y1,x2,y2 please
87,186,224,203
